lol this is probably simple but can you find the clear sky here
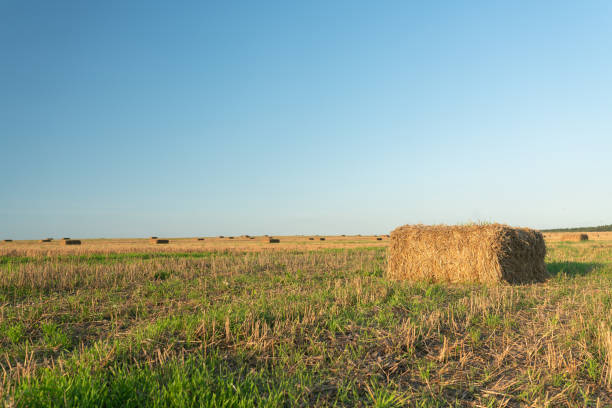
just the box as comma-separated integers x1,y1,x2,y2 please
2,1,612,239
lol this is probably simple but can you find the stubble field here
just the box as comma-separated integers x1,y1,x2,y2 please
0,234,610,407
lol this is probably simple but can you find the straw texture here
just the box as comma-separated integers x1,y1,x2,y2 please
388,224,547,284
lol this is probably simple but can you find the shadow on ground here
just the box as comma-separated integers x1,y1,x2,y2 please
546,261,602,277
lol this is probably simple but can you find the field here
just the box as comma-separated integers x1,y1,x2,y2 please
0,234,610,407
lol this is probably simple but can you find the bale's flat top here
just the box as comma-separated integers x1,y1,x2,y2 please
391,223,525,237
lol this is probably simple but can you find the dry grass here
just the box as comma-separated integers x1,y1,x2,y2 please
388,224,547,284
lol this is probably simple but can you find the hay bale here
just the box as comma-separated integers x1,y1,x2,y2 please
62,238,70,240
39,239,52,243
150,239,169,244
229,236,234,239
269,238,280,243
150,236,158,239
388,224,547,284
2,239,13,242
320,237,326,241
60,240,81,245
249,237,255,239
219,235,224,238
376,237,383,241
309,237,315,240
560,233,589,242
197,238,205,241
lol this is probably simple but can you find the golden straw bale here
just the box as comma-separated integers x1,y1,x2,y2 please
60,240,81,245
560,233,589,242
150,239,169,244
388,224,547,284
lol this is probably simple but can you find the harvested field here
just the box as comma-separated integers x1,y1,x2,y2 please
0,236,387,257
0,238,609,406
388,224,547,284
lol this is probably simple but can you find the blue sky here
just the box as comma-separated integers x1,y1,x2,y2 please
2,1,612,239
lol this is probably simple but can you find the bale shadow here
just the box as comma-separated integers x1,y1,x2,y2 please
546,261,602,278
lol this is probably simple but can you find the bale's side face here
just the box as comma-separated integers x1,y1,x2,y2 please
388,224,547,284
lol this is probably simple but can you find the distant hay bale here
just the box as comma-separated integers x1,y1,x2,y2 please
219,236,224,238
376,237,383,241
150,239,169,244
197,238,204,241
150,236,158,239
388,224,547,284
320,237,326,241
60,239,81,245
62,238,70,240
2,239,13,242
39,239,52,243
249,237,255,239
269,238,280,243
309,237,314,240
560,233,589,242
229,237,234,239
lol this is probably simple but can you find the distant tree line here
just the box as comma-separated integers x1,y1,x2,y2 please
541,224,612,232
